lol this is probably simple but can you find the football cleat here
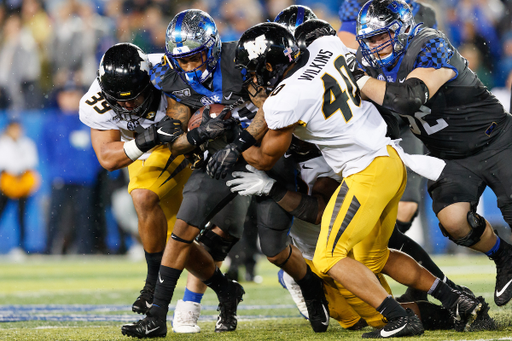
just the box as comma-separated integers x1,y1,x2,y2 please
121,315,167,338
362,308,424,338
215,280,245,332
172,299,201,334
490,241,512,306
278,269,309,319
303,274,330,333
447,291,482,332
468,296,497,331
132,284,154,315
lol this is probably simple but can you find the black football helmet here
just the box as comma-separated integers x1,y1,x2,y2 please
97,43,159,117
294,19,336,50
235,22,300,94
274,5,317,34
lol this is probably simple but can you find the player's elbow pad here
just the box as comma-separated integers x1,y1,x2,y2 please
382,78,429,116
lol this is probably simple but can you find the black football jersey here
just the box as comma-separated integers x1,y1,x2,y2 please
358,28,509,159
411,2,437,29
150,42,251,115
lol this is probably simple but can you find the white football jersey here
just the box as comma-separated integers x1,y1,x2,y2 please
263,36,392,177
79,54,168,161
290,155,341,260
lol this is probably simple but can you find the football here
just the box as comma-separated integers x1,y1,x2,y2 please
187,103,232,131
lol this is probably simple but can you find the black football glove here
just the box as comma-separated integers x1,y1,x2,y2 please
135,117,183,152
187,106,235,146
206,143,241,180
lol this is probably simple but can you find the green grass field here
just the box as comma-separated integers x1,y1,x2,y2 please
1,254,512,340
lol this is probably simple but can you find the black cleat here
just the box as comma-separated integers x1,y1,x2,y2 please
304,278,330,333
468,296,497,331
121,315,167,338
362,308,424,338
490,241,512,306
447,291,482,332
215,280,245,332
132,284,154,315
395,287,428,303
415,300,454,330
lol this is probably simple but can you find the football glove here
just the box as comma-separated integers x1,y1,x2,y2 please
206,143,240,180
187,106,235,146
226,165,276,196
135,116,183,152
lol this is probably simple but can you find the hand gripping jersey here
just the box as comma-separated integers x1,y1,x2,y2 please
151,42,256,128
79,54,168,161
264,35,393,177
357,28,509,159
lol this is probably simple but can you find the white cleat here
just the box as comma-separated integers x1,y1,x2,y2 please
172,299,201,333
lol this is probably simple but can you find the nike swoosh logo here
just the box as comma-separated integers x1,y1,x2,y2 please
399,78,406,83
321,304,329,326
496,279,512,297
380,324,407,337
302,165,313,169
284,153,292,158
454,304,461,321
224,92,233,100
158,273,164,284
157,127,173,136
145,301,153,308
145,326,160,335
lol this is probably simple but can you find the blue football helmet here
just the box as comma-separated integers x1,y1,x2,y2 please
356,0,417,69
165,9,221,85
274,5,317,35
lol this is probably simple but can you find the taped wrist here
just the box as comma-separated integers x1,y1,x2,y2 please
290,194,319,224
123,139,145,161
383,77,429,115
186,127,204,146
233,129,257,152
268,182,287,202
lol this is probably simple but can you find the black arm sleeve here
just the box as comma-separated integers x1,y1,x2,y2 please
382,78,429,116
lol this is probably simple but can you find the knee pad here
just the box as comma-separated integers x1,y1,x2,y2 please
197,228,239,262
439,211,486,247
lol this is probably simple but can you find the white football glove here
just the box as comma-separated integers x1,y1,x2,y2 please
226,164,276,196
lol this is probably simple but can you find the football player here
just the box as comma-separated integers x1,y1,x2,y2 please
355,0,512,308
231,22,485,338
337,0,438,303
79,43,214,318
121,9,329,338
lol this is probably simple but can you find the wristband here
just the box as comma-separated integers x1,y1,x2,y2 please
233,129,257,152
123,139,145,161
268,182,287,202
356,75,371,90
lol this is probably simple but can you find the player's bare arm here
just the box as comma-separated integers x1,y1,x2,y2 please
165,97,196,155
243,123,295,171
90,128,133,171
245,107,269,142
361,67,456,106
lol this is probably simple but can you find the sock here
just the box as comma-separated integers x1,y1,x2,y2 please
183,287,204,304
377,296,407,321
428,278,458,308
388,228,445,279
295,265,321,300
152,265,182,315
203,267,230,299
485,237,501,257
415,300,454,330
144,250,164,288
396,220,412,234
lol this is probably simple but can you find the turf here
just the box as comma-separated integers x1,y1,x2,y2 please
1,254,512,340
